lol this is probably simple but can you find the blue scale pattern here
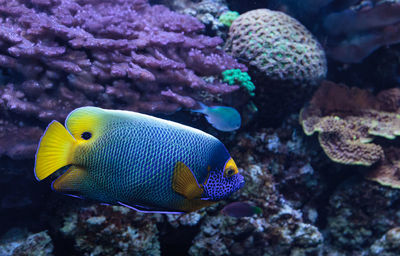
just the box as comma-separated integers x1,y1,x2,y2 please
73,113,231,211
203,168,245,201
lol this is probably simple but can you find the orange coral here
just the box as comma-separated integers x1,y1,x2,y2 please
300,81,400,188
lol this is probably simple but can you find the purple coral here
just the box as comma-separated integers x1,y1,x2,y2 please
324,0,400,63
0,0,245,159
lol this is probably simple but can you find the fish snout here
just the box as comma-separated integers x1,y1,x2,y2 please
237,174,245,189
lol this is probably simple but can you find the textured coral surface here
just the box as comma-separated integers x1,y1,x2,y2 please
0,0,246,160
300,80,400,188
225,9,327,83
1,1,400,256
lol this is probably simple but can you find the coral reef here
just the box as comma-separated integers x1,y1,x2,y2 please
222,69,255,96
189,173,324,255
2,98,399,255
0,0,246,159
370,227,400,255
0,230,53,256
160,0,231,38
326,179,400,251
300,80,400,188
61,205,162,255
0,121,43,160
2,1,400,256
323,0,400,63
269,0,400,63
55,114,326,256
225,9,327,84
218,11,239,27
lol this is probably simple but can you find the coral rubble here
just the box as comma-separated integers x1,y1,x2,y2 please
61,205,162,255
327,179,400,251
0,230,53,256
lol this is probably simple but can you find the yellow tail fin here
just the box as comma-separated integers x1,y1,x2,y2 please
34,121,76,181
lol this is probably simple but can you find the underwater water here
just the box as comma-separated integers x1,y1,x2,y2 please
1,0,400,255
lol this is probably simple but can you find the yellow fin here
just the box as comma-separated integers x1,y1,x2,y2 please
172,162,203,200
34,121,76,181
65,107,106,140
52,165,88,193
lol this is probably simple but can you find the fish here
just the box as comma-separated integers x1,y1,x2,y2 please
192,103,241,132
221,202,262,218
34,107,245,214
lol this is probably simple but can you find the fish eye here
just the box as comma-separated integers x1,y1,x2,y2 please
81,132,92,140
224,158,239,178
225,168,235,178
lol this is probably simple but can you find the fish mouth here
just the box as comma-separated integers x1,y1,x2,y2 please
237,175,245,189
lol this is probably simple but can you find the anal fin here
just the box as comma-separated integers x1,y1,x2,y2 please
118,202,185,214
52,166,89,197
53,166,115,204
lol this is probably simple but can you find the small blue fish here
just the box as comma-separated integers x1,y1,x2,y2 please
221,202,262,218
193,103,241,132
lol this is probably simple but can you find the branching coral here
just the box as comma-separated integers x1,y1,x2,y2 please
300,80,400,188
0,0,246,159
222,69,255,96
218,11,239,27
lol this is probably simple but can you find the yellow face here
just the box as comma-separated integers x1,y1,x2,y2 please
65,107,109,154
223,158,239,178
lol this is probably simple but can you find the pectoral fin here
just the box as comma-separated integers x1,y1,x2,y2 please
172,162,203,200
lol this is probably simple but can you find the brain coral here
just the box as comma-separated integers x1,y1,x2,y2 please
225,9,327,84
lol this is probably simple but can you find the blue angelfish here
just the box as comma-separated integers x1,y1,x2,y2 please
193,103,241,132
34,107,245,214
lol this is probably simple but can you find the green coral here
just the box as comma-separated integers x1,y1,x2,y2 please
225,9,327,83
218,11,240,27
222,69,255,96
